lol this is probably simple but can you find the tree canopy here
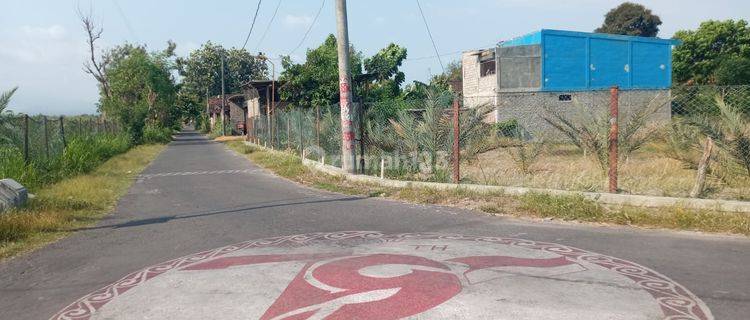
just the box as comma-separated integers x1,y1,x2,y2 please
673,19,750,85
177,42,268,100
363,43,408,101
102,45,178,142
278,34,363,109
595,2,662,37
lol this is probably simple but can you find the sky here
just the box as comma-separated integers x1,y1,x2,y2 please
1,0,748,115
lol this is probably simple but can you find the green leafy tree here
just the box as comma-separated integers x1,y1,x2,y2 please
714,56,750,85
103,47,177,142
429,60,462,91
363,43,408,101
673,20,750,84
595,2,662,37
279,34,363,109
176,42,268,115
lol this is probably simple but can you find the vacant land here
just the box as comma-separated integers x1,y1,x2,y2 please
463,143,750,201
0,144,165,259
226,141,750,236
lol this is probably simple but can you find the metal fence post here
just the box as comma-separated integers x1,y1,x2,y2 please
23,114,30,165
286,113,291,150
452,97,460,184
315,105,321,148
298,109,304,154
43,116,50,159
59,116,67,148
608,86,619,193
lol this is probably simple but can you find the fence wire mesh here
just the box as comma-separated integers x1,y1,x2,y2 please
243,85,749,201
0,115,121,165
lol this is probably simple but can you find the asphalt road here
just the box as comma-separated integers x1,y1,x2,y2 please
1,129,748,319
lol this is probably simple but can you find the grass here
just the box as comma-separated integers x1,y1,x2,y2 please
0,133,132,191
463,142,750,200
0,144,165,260
226,141,750,237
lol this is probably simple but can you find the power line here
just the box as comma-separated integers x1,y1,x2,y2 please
288,0,326,55
242,0,263,50
255,0,283,52
415,0,444,73
112,0,139,43
404,43,498,62
405,50,462,62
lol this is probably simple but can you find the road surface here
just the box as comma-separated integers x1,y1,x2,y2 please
1,129,748,319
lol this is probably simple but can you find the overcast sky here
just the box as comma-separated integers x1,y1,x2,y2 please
1,0,748,115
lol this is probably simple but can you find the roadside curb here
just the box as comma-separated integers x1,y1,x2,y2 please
243,141,750,214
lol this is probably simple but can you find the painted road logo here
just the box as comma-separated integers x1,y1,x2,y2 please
52,232,713,320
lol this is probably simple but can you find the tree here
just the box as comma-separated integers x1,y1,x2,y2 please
0,87,17,114
103,47,177,142
279,34,363,109
595,2,662,37
714,56,750,86
176,42,268,117
0,87,18,145
673,20,750,84
78,9,111,99
429,60,461,91
363,43,408,101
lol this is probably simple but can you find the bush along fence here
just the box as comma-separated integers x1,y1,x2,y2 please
1,114,129,190
243,85,750,202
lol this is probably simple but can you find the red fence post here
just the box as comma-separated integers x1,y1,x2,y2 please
452,97,460,184
608,86,619,193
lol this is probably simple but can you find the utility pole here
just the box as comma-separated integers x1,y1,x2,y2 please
221,56,227,136
335,0,357,173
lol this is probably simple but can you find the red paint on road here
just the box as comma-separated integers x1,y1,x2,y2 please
448,256,575,275
182,253,347,271
261,254,461,320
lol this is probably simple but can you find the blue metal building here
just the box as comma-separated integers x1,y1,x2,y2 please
497,29,680,92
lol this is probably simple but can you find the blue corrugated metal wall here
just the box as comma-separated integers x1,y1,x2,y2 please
507,30,678,91
543,34,587,90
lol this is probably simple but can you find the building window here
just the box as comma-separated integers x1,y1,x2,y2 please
480,60,496,77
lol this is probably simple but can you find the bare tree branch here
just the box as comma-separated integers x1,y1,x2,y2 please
77,6,110,99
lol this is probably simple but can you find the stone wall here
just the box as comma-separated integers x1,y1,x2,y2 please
496,89,672,139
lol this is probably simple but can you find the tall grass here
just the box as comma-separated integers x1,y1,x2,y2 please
0,144,165,258
0,133,131,191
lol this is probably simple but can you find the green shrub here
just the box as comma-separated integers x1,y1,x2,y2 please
493,119,520,137
142,125,173,144
0,146,41,189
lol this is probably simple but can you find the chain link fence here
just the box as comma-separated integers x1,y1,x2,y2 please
244,85,750,201
1,115,121,165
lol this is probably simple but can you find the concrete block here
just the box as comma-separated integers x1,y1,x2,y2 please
0,179,28,212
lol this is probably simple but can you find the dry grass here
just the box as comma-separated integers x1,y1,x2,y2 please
225,141,750,237
463,142,750,200
0,144,165,260
213,136,245,142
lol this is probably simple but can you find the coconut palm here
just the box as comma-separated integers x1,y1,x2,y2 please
0,87,19,145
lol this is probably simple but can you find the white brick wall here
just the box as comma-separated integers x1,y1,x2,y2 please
462,50,498,121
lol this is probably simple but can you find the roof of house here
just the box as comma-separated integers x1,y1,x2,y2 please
500,29,681,47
